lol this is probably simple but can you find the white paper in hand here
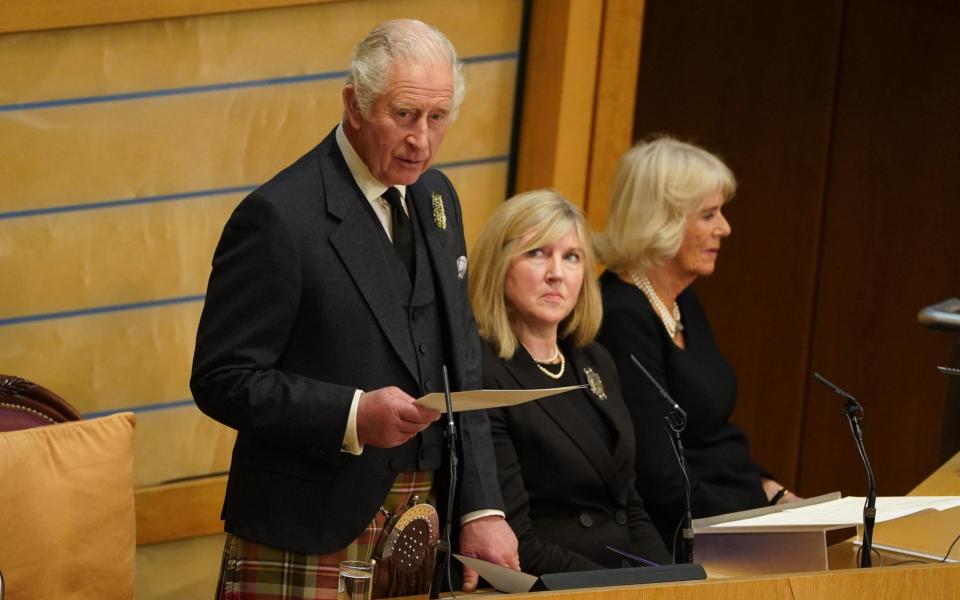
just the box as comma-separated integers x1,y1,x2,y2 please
416,386,584,413
453,554,538,593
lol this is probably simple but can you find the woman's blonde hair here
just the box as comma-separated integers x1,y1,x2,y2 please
469,189,602,359
595,135,736,273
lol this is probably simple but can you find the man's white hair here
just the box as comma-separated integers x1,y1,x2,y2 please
348,19,465,120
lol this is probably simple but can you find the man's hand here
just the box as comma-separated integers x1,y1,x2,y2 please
459,516,520,592
356,386,440,448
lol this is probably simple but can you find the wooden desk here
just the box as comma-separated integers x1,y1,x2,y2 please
473,562,960,600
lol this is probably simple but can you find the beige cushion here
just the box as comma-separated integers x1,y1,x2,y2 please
0,413,136,600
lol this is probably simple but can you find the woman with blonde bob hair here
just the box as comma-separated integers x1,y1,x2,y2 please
596,136,797,554
469,189,670,574
595,136,736,273
470,189,602,358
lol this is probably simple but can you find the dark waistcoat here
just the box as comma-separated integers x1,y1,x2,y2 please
365,198,445,472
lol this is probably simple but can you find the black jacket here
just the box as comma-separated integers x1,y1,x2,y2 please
190,128,503,554
482,340,671,574
598,271,767,546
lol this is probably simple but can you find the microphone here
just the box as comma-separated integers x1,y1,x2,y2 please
443,365,458,439
629,354,687,430
812,372,877,568
432,365,459,598
629,354,693,564
813,372,858,404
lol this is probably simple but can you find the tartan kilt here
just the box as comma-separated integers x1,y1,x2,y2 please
216,470,434,600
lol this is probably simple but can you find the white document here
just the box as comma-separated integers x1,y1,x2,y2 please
453,554,538,593
415,385,584,413
708,496,960,529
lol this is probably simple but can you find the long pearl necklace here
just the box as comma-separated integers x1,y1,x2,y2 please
630,272,683,338
532,346,566,380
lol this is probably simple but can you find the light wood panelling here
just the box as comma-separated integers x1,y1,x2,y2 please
490,563,960,600
135,533,226,600
133,407,236,488
583,0,646,230
514,0,645,221
1,2,524,551
515,0,604,206
910,450,960,496
136,476,228,545
0,0,328,34
447,162,511,250
0,196,240,319
0,303,201,412
0,0,522,105
1,61,513,216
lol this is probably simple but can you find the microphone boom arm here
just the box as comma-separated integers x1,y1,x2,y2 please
813,372,878,568
630,354,694,564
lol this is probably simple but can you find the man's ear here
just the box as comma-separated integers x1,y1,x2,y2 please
343,85,363,129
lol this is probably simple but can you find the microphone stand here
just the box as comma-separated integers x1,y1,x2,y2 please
431,365,458,598
630,354,693,564
813,372,877,568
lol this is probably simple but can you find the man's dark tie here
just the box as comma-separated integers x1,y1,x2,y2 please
383,187,414,279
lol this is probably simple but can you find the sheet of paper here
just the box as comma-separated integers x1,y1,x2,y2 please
415,385,584,413
708,496,960,529
453,554,538,593
693,491,841,529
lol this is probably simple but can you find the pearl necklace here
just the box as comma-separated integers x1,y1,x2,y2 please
630,272,683,338
532,347,566,380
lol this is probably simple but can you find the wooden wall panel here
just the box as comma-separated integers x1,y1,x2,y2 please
514,0,604,205
0,0,523,490
584,0,647,229
631,0,844,488
800,0,960,496
0,0,329,34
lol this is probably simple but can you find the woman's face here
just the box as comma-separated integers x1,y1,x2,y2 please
504,226,585,333
675,190,732,278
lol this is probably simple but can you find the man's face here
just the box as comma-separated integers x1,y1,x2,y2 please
345,60,454,186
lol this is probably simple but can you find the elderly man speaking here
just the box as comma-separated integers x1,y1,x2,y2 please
191,19,519,599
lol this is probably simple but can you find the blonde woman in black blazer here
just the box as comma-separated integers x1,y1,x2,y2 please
469,190,671,574
595,137,798,551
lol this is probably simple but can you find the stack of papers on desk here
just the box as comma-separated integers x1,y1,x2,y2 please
696,495,960,531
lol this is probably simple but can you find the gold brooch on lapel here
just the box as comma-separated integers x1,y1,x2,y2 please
584,367,607,401
431,192,447,230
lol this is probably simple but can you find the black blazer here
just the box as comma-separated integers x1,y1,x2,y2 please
482,340,671,575
597,271,767,545
190,128,504,554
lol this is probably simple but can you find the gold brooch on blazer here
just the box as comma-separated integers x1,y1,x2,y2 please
584,367,607,401
431,192,447,230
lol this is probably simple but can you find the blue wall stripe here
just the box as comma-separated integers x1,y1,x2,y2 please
83,398,197,419
0,71,347,113
435,154,510,170
0,52,518,113
0,185,257,221
0,294,205,328
0,155,509,221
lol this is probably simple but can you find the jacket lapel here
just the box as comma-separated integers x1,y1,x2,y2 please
322,137,418,381
566,347,633,501
501,347,624,499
